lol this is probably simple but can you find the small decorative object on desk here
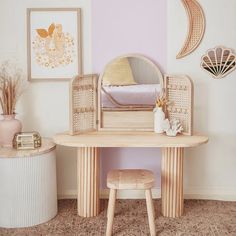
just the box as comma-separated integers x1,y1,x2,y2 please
13,132,42,150
0,61,28,147
153,89,168,133
162,118,183,137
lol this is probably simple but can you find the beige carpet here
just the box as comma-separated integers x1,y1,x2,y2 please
0,199,236,236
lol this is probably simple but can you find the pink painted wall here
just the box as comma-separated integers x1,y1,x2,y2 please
92,0,167,188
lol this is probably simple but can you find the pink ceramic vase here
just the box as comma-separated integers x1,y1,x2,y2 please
0,114,22,147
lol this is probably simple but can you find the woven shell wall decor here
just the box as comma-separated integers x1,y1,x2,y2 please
176,0,205,59
201,46,236,79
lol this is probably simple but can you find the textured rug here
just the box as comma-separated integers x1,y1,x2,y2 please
0,199,236,236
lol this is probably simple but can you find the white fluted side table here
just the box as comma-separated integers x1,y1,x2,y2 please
0,138,57,228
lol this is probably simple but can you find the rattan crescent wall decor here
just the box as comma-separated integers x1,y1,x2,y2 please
176,0,205,59
69,74,98,135
201,46,236,79
164,75,194,135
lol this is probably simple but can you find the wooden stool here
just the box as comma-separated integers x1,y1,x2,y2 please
106,169,156,236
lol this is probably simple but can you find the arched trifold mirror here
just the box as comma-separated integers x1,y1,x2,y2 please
98,54,164,131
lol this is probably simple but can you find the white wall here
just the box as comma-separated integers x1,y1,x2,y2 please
0,0,235,200
167,0,236,200
0,0,92,196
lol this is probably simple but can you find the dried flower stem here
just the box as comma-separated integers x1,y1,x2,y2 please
0,61,27,115
155,88,168,108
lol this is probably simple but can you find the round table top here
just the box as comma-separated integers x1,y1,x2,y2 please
0,138,56,158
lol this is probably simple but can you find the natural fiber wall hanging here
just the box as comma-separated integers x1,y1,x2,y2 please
164,75,194,136
201,46,236,79
176,0,205,59
69,74,98,135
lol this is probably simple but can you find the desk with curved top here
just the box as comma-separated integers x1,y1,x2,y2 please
53,131,208,218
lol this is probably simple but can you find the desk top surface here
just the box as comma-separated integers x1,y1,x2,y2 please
53,131,208,148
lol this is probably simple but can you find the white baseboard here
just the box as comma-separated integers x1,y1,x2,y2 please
100,189,161,199
58,187,236,201
58,190,78,200
184,187,236,201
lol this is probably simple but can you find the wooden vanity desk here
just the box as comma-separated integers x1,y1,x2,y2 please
62,55,208,218
53,131,208,218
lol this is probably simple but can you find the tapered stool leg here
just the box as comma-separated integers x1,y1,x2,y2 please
77,147,100,217
106,189,117,236
145,189,156,236
161,147,184,218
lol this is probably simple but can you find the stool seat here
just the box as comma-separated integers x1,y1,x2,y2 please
107,169,155,190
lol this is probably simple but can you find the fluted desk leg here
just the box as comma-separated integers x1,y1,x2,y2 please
77,147,100,217
161,147,184,218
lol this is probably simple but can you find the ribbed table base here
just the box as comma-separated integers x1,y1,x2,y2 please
0,149,57,228
161,147,184,218
77,147,100,217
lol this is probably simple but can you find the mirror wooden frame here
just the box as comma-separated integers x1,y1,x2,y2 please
97,54,164,131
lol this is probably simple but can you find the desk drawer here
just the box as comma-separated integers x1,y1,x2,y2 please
102,111,154,130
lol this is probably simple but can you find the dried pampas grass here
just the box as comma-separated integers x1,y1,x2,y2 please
0,61,27,115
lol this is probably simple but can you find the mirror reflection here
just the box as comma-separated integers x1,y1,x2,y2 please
101,56,163,111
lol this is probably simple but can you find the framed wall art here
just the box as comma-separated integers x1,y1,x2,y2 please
27,8,82,81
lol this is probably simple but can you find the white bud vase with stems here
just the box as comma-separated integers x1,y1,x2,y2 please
153,106,165,134
0,114,22,147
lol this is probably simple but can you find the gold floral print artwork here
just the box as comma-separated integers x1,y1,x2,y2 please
32,23,76,68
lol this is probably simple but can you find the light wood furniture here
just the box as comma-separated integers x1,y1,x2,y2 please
96,54,195,132
165,75,193,135
97,54,164,131
53,131,208,218
106,169,156,236
162,147,184,217
69,74,98,135
0,138,57,228
102,111,154,130
69,56,195,134
77,147,100,217
176,0,205,59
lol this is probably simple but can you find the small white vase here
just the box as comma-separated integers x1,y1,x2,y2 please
153,107,165,133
